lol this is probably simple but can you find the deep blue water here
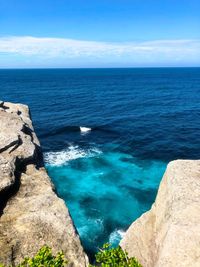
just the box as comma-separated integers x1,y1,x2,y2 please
0,68,200,257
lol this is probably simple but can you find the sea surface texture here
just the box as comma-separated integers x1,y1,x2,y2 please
0,68,199,257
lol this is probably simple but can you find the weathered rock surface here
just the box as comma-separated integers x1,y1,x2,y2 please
0,101,88,266
120,160,200,267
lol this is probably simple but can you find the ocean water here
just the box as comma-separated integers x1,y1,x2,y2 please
0,68,199,257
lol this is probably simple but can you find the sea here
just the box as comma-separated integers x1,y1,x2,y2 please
0,68,199,258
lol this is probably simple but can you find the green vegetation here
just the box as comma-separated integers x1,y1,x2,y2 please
0,244,142,267
90,243,142,267
0,246,67,267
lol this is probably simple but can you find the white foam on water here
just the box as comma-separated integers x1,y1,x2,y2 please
109,229,126,245
80,126,91,133
44,145,101,166
118,229,126,238
77,218,104,239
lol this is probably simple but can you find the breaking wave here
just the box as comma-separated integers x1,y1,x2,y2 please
109,229,126,246
44,145,102,166
80,126,92,133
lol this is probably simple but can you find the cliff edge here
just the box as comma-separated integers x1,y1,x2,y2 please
0,101,88,266
120,160,200,267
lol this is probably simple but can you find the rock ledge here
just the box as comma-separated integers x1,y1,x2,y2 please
0,101,88,267
120,160,200,267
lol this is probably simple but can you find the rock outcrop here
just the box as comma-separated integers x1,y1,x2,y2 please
0,101,88,266
120,160,200,267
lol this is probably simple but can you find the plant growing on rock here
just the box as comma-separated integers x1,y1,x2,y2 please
0,246,67,267
0,244,142,267
89,243,142,267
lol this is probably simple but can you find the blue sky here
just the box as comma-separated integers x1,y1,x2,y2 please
0,0,200,68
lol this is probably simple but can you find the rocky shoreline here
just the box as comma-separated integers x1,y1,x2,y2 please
0,101,199,267
0,101,88,266
120,160,200,267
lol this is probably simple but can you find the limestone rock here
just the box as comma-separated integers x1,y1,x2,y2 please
0,156,16,193
120,160,200,267
0,101,88,266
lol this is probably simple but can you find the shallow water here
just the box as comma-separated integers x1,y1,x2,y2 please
0,67,199,256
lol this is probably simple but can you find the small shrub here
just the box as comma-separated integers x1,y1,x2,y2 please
0,246,67,267
90,243,142,267
0,243,142,267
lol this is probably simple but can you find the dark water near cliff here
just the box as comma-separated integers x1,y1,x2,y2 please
0,68,199,257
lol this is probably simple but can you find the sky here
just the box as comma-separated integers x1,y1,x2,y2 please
0,0,200,68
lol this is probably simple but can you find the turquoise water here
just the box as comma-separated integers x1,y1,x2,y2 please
45,143,166,255
0,68,199,257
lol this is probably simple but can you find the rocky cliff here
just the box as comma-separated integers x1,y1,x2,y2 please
120,160,200,267
0,101,88,266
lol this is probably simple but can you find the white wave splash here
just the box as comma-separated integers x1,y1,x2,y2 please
80,126,91,133
109,229,126,245
44,145,101,166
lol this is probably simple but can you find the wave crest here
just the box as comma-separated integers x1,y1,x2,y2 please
44,145,101,166
80,126,91,133
109,229,125,245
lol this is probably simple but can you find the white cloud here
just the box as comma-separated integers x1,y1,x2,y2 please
0,36,199,66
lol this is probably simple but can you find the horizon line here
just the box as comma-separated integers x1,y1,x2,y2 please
0,66,200,70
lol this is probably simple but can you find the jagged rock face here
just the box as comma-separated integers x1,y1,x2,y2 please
0,101,88,267
120,160,200,267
